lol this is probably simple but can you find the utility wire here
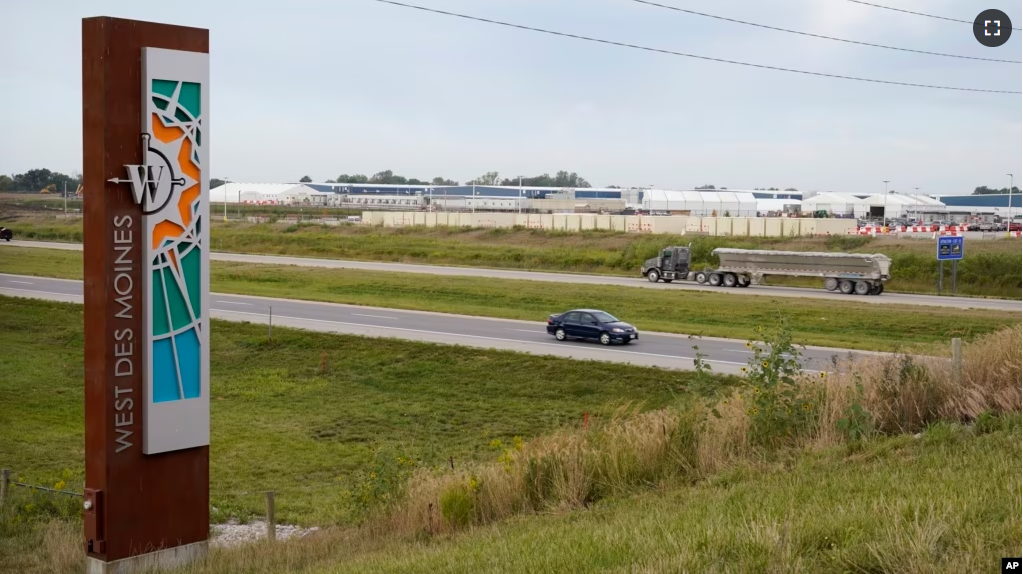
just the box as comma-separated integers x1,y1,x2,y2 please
846,0,1021,31
632,0,1019,64
371,0,1020,94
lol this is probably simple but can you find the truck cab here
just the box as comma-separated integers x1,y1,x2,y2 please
641,245,691,283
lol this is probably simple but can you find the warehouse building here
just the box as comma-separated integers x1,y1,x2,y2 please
937,193,1021,221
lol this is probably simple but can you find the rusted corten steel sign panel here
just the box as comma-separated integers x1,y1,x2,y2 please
82,16,211,570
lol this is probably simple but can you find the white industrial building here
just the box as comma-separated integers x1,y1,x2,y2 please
754,198,802,215
641,189,758,216
851,193,947,220
801,193,856,216
210,183,328,205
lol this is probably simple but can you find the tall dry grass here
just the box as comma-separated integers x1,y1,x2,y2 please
375,326,1022,538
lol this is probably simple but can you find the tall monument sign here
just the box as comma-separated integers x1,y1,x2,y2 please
82,17,210,573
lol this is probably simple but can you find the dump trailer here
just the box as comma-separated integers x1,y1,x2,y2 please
640,246,892,295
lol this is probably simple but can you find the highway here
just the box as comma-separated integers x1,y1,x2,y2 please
2,240,1017,311
0,273,868,376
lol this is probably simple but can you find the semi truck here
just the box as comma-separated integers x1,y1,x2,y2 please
640,245,892,295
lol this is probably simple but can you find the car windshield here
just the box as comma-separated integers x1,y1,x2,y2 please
590,311,619,323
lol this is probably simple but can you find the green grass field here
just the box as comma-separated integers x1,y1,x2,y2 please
192,421,1021,574
2,211,1020,298
2,296,1019,573
0,246,1016,351
0,295,719,527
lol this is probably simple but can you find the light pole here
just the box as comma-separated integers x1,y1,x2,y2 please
1008,174,1014,225
518,176,523,214
882,180,890,226
221,177,230,222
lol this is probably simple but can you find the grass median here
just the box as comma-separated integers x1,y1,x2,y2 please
3,292,1018,572
0,246,1016,351
0,295,718,526
2,212,1020,298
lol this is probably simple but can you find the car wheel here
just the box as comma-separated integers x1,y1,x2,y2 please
599,332,611,346
555,328,567,341
646,269,660,283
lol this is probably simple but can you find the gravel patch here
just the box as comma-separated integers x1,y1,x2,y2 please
211,519,320,548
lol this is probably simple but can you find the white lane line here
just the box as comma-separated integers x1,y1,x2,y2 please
213,308,753,367
352,313,399,320
216,300,251,306
2,289,825,372
0,287,76,296
8,280,34,285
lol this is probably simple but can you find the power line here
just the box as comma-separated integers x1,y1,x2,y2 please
371,0,1020,94
846,0,1021,31
632,0,1020,64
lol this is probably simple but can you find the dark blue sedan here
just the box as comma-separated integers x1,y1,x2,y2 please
546,309,639,345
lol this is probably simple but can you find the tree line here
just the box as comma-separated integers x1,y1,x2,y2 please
973,185,1020,195
0,169,82,193
289,170,593,188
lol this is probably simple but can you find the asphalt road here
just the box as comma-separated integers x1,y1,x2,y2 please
2,240,1017,311
0,273,867,375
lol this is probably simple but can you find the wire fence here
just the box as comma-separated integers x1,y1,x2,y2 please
0,467,338,543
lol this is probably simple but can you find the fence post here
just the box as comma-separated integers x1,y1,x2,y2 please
265,491,276,541
1,469,9,508
951,338,963,382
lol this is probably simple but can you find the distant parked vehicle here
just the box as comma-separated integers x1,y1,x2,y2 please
0,227,12,241
1009,222,1022,232
546,309,639,345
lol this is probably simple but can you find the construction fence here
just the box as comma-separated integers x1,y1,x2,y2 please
360,211,857,237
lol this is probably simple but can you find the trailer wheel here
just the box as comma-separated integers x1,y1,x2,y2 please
854,281,870,295
824,277,839,291
723,273,738,287
695,272,708,284
738,276,750,287
869,284,881,296
708,274,723,286
877,284,884,295
646,269,661,283
839,280,854,294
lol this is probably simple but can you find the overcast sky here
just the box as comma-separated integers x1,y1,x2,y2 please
1,0,1019,194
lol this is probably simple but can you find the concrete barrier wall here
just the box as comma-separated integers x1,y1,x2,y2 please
782,218,801,237
650,216,686,235
748,218,765,237
361,212,859,237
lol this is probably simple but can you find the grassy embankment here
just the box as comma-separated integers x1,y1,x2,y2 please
0,246,1017,352
1,211,1020,298
2,296,1019,573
